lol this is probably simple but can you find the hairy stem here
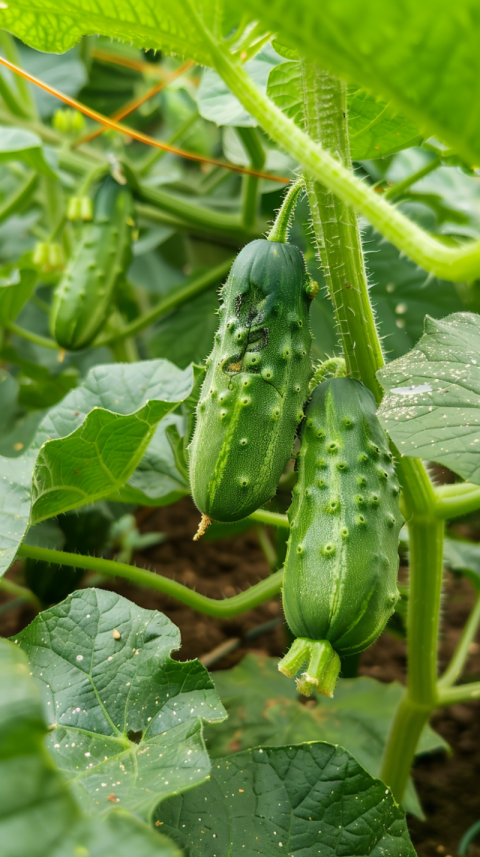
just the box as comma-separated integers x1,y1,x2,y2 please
17,543,282,617
300,62,382,397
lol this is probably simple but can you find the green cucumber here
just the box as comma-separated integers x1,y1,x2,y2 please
279,377,403,697
189,237,315,525
50,176,133,350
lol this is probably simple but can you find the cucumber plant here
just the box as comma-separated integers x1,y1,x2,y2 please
1,3,480,856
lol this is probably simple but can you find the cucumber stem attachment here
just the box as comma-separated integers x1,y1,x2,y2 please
267,177,304,243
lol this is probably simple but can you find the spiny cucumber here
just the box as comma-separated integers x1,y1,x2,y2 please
189,237,315,525
279,377,403,696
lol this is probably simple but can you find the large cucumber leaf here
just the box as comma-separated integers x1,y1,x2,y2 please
14,588,226,822
203,653,446,818
0,636,180,857
158,742,416,856
0,0,227,65
225,0,480,166
0,359,193,577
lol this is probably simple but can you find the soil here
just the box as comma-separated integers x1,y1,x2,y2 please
2,496,480,857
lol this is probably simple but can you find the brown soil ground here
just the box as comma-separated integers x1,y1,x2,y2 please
2,496,480,857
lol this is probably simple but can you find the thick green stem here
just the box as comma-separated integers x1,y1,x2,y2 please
187,21,480,281
16,543,282,617
250,508,289,529
300,62,383,398
380,516,444,800
237,126,265,230
438,593,480,688
97,258,234,346
138,184,256,241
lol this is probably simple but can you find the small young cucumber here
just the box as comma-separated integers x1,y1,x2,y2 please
189,238,314,524
50,176,133,350
279,377,402,697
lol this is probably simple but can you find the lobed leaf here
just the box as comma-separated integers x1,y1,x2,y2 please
0,637,180,857
0,359,194,577
14,588,227,821
0,0,227,65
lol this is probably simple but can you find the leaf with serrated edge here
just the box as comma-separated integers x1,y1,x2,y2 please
158,742,416,856
0,638,180,857
0,0,226,65
14,589,227,822
0,359,193,577
378,312,480,483
203,653,446,818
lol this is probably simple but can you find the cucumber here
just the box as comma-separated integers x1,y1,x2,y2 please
50,176,133,350
189,238,314,525
279,377,403,696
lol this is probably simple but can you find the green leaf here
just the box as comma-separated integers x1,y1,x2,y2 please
267,62,421,160
14,588,226,821
0,127,57,177
364,149,480,239
158,742,416,856
0,359,193,577
203,653,446,818
197,44,281,127
225,0,480,166
377,312,480,482
0,637,181,857
30,359,193,523
0,0,226,66
0,265,36,324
